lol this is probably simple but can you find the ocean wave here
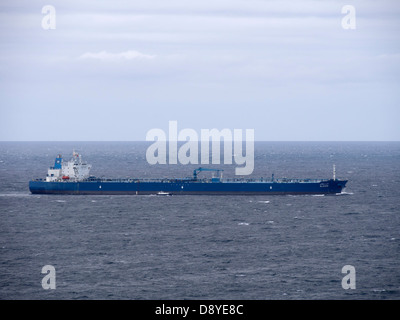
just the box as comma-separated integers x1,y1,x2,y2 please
0,192,31,197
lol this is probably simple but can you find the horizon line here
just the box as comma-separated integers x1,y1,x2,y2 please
0,140,399,143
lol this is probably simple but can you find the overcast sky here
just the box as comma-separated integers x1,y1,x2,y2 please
0,0,399,141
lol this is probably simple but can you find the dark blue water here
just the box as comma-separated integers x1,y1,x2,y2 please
0,142,399,299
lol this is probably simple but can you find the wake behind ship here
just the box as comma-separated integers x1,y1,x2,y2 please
29,152,348,195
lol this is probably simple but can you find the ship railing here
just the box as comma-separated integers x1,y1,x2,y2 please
82,177,199,183
222,178,325,183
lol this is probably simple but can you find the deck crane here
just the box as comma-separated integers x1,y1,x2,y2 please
193,167,224,181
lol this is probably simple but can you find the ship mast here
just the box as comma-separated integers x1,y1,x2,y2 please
333,164,336,180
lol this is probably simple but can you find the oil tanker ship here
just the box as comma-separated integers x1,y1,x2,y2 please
29,152,348,195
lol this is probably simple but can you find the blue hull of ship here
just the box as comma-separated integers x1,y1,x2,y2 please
29,179,347,195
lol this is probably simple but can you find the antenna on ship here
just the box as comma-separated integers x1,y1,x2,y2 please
333,164,336,180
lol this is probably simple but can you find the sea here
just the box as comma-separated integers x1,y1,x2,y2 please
0,141,399,300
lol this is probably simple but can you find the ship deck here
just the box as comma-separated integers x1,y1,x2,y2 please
32,177,328,184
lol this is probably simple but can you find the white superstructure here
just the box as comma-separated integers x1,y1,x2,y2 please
46,151,92,182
